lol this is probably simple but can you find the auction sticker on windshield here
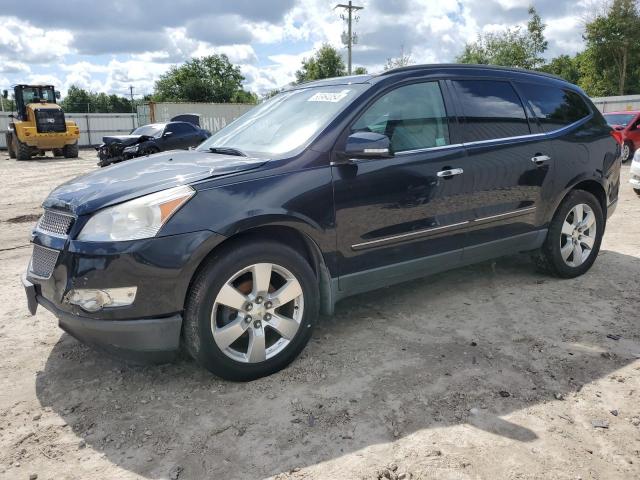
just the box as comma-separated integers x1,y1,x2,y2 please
307,89,351,102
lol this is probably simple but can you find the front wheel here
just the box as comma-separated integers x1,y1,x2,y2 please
533,190,604,278
6,132,15,159
634,188,640,197
183,240,318,381
14,136,32,161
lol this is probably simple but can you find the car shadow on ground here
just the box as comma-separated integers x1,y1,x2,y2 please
35,250,640,479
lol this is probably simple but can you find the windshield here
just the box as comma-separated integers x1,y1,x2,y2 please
132,124,164,137
22,87,55,104
604,113,636,127
197,84,368,156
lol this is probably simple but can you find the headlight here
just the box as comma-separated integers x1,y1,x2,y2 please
77,185,195,241
123,144,139,153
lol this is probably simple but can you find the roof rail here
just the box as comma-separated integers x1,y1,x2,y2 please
377,63,565,82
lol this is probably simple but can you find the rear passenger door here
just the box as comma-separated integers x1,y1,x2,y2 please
449,79,555,256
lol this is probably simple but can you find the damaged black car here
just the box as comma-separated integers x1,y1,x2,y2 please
97,118,211,167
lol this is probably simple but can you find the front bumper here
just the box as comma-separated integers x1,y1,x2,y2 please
23,274,181,362
22,275,182,362
24,229,225,361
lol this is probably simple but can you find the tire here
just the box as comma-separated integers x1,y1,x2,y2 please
53,148,63,157
183,239,318,381
142,145,159,156
63,142,79,158
6,132,15,159
635,188,640,197
533,190,604,278
622,142,634,163
14,136,31,161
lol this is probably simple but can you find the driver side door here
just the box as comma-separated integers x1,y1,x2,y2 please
331,80,475,295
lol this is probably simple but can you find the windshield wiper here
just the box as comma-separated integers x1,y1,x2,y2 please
207,146,247,157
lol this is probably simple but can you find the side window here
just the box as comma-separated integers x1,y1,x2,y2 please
166,123,191,135
452,80,530,142
517,83,591,132
352,82,450,153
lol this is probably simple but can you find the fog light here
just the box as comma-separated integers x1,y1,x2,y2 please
65,287,137,312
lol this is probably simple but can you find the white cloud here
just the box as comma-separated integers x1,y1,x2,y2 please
0,1,596,97
0,17,72,64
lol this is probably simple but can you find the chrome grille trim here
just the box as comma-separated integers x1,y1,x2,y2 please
37,209,75,237
30,244,60,279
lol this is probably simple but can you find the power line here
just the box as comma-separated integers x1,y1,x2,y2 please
335,1,364,75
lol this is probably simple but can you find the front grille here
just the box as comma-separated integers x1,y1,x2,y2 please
30,245,60,279
35,108,67,133
38,210,74,236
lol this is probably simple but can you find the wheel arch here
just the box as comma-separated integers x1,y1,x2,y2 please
550,178,607,225
184,224,335,318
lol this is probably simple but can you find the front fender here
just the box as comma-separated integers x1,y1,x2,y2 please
162,166,337,273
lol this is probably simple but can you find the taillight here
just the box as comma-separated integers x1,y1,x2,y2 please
610,129,623,145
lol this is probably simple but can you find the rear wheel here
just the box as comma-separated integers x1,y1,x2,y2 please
183,240,318,381
533,190,604,278
634,188,640,196
63,142,79,158
14,136,32,161
621,142,633,163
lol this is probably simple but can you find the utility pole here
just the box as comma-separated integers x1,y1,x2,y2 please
335,1,363,75
129,86,135,114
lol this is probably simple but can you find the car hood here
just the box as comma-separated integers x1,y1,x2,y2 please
101,134,151,146
43,150,267,215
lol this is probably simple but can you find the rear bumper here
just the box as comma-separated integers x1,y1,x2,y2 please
23,274,182,363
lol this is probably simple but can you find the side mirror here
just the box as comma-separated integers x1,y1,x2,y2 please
344,131,393,159
55,91,61,99
2,90,7,99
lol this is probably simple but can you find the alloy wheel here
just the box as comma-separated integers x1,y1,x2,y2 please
211,263,304,363
559,203,597,268
622,143,631,162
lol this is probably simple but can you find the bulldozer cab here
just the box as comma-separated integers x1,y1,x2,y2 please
14,85,59,121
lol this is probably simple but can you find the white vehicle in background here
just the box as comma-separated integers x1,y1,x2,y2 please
632,150,640,196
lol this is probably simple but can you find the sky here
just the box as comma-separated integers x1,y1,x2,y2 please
0,0,593,99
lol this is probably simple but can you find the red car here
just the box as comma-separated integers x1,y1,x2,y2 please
603,110,640,162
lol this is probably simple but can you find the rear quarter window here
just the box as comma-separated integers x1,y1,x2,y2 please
452,80,530,143
517,83,591,133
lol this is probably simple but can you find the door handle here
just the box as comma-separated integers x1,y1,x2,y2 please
437,168,463,178
531,154,551,165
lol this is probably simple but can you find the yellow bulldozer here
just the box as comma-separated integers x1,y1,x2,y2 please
4,84,80,160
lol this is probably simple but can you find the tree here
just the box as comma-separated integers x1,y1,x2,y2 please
384,47,413,70
457,6,547,69
295,44,347,83
526,6,548,69
60,85,134,113
61,85,93,112
539,54,582,84
153,54,256,103
582,0,640,96
353,66,368,75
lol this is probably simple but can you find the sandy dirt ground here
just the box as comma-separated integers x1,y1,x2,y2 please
0,150,639,480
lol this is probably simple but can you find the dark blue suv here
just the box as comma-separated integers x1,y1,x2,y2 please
23,65,621,380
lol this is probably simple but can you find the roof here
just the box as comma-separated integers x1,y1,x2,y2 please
14,84,55,88
602,110,640,115
289,63,574,91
